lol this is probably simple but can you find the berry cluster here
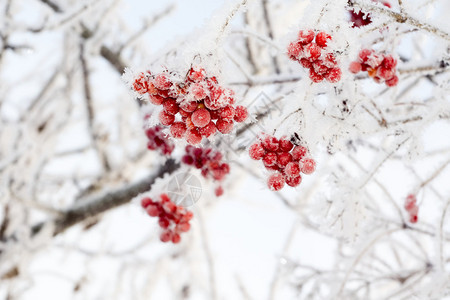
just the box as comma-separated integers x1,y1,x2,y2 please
287,29,342,83
249,134,316,191
131,67,248,145
182,145,230,196
348,0,391,28
141,194,193,243
404,194,418,224
349,49,398,87
144,125,175,156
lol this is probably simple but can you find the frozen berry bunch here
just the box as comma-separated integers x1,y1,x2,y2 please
249,134,316,191
287,29,342,83
182,145,230,196
141,194,194,243
131,66,248,145
349,49,398,87
144,125,175,156
404,194,418,223
348,0,391,28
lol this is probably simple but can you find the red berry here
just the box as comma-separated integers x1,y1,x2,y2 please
263,152,278,168
382,55,397,69
234,105,248,123
180,100,198,112
159,110,175,126
285,174,302,187
267,172,285,191
287,42,304,59
301,158,316,174
277,152,293,167
349,61,362,73
385,75,398,87
198,121,217,137
404,194,417,210
359,49,373,62
313,60,330,75
220,106,235,122
133,73,149,94
285,162,301,177
299,58,312,68
170,122,187,138
190,82,207,100
305,43,322,60
215,186,224,197
172,233,181,243
149,94,164,105
163,99,179,115
309,69,324,83
177,222,191,232
154,73,172,90
249,143,265,160
160,230,172,242
191,108,211,128
297,29,315,45
186,128,202,145
261,136,279,152
146,204,160,217
216,119,233,134
315,31,331,48
188,66,206,82
325,68,342,83
179,108,191,118
292,146,307,161
158,218,170,229
279,139,294,152
141,197,153,208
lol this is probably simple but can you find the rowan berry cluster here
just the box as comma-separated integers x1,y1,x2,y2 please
182,145,230,196
404,194,418,223
287,29,342,83
144,125,175,156
131,66,248,145
348,0,391,28
349,49,399,87
249,134,316,191
141,194,193,243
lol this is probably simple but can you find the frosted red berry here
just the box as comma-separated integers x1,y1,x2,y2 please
170,122,187,139
288,30,341,83
350,49,398,87
285,162,301,177
144,124,175,155
249,134,315,191
301,158,316,174
268,172,285,191
191,108,211,128
182,146,230,196
249,143,265,160
286,174,302,187
404,194,418,223
130,66,248,145
141,194,193,244
216,119,233,134
159,110,175,126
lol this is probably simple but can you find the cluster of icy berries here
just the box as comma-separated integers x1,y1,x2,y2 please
348,0,391,28
249,134,316,191
404,194,418,224
182,145,230,196
287,30,342,83
144,125,175,156
141,194,193,243
349,49,398,87
132,67,248,145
